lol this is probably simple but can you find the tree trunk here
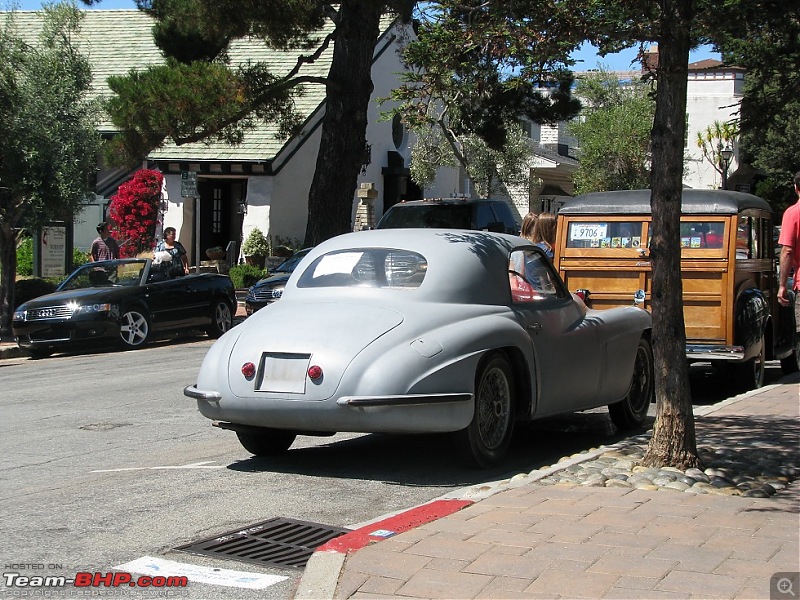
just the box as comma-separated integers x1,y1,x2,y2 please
303,0,382,247
0,220,18,338
641,0,701,469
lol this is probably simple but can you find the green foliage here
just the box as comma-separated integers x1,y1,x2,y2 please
14,278,59,310
0,5,103,231
242,227,269,256
0,4,103,333
71,247,89,270
16,238,33,277
228,263,266,289
569,68,655,193
391,2,583,188
695,120,738,187
270,235,303,255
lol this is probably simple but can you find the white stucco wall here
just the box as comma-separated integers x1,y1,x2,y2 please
684,69,744,189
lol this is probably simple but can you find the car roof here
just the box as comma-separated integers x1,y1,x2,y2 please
286,229,528,305
388,198,500,207
558,189,772,215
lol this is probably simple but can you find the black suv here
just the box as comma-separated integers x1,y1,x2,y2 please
376,198,519,234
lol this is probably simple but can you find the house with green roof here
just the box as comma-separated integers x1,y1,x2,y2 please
9,9,421,264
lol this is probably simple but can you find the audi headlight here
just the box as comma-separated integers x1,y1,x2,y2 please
12,310,25,322
75,303,112,314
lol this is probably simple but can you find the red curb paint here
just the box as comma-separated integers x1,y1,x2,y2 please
318,499,473,554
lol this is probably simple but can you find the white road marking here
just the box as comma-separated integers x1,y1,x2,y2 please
91,461,226,473
115,556,287,589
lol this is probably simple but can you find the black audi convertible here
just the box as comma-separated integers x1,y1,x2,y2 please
12,259,236,358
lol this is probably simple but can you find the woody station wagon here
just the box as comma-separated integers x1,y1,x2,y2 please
554,189,800,390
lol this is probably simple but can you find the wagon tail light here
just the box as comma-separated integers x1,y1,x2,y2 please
575,289,591,302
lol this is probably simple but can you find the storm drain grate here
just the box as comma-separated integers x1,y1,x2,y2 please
175,517,350,569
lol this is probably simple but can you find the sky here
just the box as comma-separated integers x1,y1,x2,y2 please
11,0,721,71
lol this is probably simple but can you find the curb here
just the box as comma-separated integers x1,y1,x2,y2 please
293,382,794,600
0,343,24,360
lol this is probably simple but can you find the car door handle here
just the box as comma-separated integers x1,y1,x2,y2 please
527,323,542,333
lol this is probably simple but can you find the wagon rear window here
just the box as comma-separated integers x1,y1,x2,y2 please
297,249,427,289
566,222,644,249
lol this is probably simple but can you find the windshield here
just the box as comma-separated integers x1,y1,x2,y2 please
297,248,427,289
275,249,311,273
58,260,146,291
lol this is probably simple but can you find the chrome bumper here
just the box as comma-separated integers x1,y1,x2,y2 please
685,345,744,361
184,385,222,402
336,393,472,407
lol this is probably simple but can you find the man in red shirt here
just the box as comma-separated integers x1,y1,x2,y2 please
778,172,800,336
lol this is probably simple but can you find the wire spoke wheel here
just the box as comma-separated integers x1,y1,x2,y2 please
477,365,513,451
457,353,515,468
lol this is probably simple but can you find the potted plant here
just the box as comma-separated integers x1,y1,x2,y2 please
205,246,226,260
242,227,269,267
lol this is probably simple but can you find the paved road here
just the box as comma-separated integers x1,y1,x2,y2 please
0,335,786,599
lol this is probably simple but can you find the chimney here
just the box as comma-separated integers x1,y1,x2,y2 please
642,44,659,73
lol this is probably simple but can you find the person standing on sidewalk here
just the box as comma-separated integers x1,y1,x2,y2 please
89,221,120,262
778,171,800,331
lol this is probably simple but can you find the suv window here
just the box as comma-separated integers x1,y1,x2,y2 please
378,204,473,229
377,200,518,234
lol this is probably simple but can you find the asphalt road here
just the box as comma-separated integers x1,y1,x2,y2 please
0,332,785,599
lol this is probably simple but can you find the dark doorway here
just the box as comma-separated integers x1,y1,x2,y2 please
382,151,422,212
196,179,246,264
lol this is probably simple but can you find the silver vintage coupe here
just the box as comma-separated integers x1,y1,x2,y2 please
185,229,654,467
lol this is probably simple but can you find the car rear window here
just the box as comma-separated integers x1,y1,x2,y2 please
378,205,473,229
297,249,427,289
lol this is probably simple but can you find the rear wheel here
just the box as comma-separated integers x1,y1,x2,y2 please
206,300,233,338
457,353,515,468
236,429,297,456
119,309,150,348
609,337,654,430
735,335,765,391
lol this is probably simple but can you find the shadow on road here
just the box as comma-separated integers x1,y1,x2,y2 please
225,410,654,487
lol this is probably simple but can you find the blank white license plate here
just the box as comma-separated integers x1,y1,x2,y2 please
257,353,310,394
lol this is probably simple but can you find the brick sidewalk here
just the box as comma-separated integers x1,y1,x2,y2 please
328,376,800,600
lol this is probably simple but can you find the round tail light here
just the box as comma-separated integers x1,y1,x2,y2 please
241,362,256,378
307,365,323,380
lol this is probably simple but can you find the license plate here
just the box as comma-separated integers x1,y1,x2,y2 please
256,353,310,393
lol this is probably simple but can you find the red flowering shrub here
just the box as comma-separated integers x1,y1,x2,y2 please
108,169,163,257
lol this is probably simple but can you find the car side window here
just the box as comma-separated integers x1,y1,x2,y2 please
508,249,561,303
737,216,752,259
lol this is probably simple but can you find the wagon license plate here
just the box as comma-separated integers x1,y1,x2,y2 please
257,353,310,393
